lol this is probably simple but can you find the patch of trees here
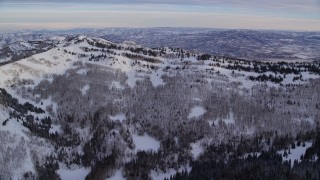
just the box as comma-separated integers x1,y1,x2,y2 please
23,102,45,114
82,47,100,52
171,128,320,180
35,157,60,180
22,116,55,139
173,150,294,180
63,49,76,55
124,151,163,180
293,74,303,81
306,64,320,74
124,137,192,179
89,54,107,62
250,61,320,75
87,39,118,50
127,47,158,57
197,54,211,60
302,126,320,161
123,53,161,63
78,110,129,178
2,118,9,126
172,146,320,180
85,153,117,180
205,54,320,79
226,63,251,72
249,74,283,83
0,88,44,115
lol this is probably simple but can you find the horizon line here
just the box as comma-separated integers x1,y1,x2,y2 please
1,26,320,33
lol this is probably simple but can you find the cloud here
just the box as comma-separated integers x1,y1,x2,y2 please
1,8,319,31
3,0,320,13
3,0,320,8
2,0,320,13
0,0,319,30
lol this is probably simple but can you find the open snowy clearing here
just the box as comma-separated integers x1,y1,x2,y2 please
109,113,126,122
57,167,91,180
278,142,313,167
190,141,204,160
80,84,90,95
223,111,235,125
110,81,125,89
188,106,206,119
107,169,126,180
132,134,160,152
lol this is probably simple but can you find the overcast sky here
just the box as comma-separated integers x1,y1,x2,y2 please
0,0,319,31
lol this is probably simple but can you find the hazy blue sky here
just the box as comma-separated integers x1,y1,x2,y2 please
0,0,319,31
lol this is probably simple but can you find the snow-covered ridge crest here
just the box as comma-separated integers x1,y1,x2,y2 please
120,41,142,49
71,35,116,47
1,34,320,91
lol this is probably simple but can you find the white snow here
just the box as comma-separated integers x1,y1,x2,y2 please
207,120,214,126
109,113,126,122
39,96,58,115
190,141,204,160
149,71,165,87
126,70,140,88
0,105,54,180
121,41,140,48
242,152,261,159
0,111,30,141
278,142,312,167
76,69,88,75
193,98,202,101
50,36,66,42
132,134,160,152
245,142,314,167
19,42,33,49
110,81,125,90
188,106,206,119
49,124,62,134
107,169,125,180
0,56,12,63
223,111,235,125
57,167,91,180
0,47,77,89
80,84,90,95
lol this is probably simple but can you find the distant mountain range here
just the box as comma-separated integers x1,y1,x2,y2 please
1,28,320,62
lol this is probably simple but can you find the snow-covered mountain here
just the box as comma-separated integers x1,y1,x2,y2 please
2,28,320,63
98,28,320,61
1,35,320,180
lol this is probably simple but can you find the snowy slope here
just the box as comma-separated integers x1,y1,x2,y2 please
0,104,54,180
1,35,319,96
0,35,320,179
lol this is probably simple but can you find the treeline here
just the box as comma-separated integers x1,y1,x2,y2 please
0,88,45,115
249,74,284,83
127,47,158,57
171,129,320,180
22,116,55,139
196,52,320,77
76,38,118,50
123,53,162,63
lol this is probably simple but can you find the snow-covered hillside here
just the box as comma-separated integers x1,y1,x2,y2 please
1,35,320,180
